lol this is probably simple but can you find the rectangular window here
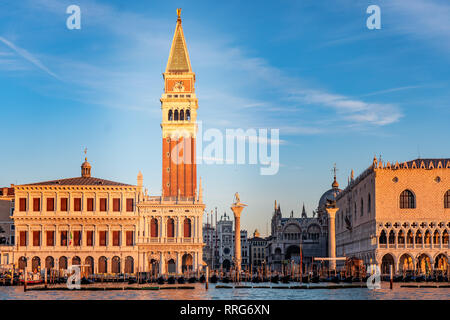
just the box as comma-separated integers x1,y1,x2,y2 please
46,231,54,246
60,198,68,211
74,198,82,211
19,198,27,211
33,198,40,212
126,231,134,246
113,231,120,246
113,198,120,212
19,231,27,246
73,230,81,246
100,198,107,212
32,231,41,246
99,231,107,246
60,231,68,246
126,198,134,212
86,231,94,246
87,198,94,211
47,198,55,211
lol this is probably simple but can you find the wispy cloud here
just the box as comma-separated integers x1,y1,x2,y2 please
288,89,402,126
0,36,60,80
386,0,450,53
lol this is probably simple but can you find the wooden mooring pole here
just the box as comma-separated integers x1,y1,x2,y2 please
390,265,393,290
205,266,209,290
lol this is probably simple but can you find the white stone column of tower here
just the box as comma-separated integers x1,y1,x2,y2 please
325,207,338,270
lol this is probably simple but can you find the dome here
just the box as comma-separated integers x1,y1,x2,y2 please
318,188,341,209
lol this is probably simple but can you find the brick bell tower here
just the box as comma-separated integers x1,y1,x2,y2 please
161,9,198,198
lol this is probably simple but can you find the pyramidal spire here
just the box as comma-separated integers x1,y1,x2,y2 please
302,203,307,218
165,8,192,73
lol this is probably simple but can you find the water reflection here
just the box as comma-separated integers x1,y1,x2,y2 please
0,282,448,300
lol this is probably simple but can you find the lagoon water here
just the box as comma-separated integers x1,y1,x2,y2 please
0,282,448,300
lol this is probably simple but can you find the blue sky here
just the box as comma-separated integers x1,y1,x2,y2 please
1,0,449,235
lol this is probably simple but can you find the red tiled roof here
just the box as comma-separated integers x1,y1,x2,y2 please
19,177,134,187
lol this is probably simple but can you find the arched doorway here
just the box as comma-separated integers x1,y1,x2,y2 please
381,254,395,274
98,256,107,274
18,256,27,270
125,256,134,274
45,256,54,269
59,256,68,270
112,256,121,273
285,245,300,263
167,259,176,274
222,259,231,271
182,254,193,273
32,256,41,272
417,254,431,274
434,254,448,271
150,259,159,276
399,254,414,272
85,256,94,275
72,256,81,266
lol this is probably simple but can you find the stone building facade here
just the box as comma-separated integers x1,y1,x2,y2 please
202,212,248,271
248,229,268,270
267,201,328,272
335,157,449,274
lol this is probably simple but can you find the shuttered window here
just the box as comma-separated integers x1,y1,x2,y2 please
99,231,107,246
32,231,40,246
167,218,175,238
61,198,68,211
33,198,40,212
100,198,107,211
46,231,54,246
113,199,120,212
86,231,94,246
87,198,94,211
73,231,81,246
60,231,68,246
112,231,120,246
19,198,27,211
19,231,27,246
126,231,133,246
184,218,191,238
150,218,158,237
74,198,82,211
126,198,134,212
47,198,55,211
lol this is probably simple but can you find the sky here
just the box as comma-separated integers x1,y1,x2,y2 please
0,0,449,236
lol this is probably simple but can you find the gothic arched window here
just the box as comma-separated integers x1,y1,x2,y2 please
360,198,364,216
168,110,173,121
174,110,179,121
180,109,184,121
368,193,371,213
379,230,387,244
186,109,191,120
400,190,416,209
444,190,450,208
